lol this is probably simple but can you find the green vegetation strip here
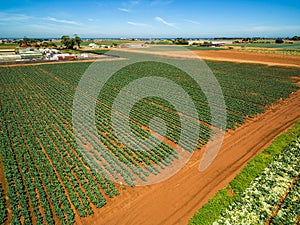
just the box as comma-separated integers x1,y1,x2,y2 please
0,183,7,224
229,42,300,49
189,120,300,225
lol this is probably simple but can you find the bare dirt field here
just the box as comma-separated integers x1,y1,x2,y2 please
80,82,300,224
193,50,300,67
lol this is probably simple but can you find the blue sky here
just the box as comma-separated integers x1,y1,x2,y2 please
0,0,299,38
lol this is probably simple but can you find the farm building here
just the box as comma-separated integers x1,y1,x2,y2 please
89,43,100,48
0,54,21,62
0,49,21,62
18,48,43,60
45,53,76,61
39,48,60,54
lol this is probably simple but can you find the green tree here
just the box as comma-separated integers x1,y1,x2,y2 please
61,35,82,49
275,38,284,44
291,36,299,41
61,35,75,49
19,36,31,47
74,35,82,48
174,38,188,45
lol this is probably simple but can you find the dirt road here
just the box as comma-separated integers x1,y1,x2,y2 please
81,85,300,225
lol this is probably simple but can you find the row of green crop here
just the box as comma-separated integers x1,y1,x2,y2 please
189,120,300,225
213,137,300,224
97,61,299,129
0,66,119,224
0,183,7,224
28,65,159,185
22,66,120,197
4,60,298,181
16,63,169,186
229,42,300,49
37,61,299,184
30,63,200,177
1,96,57,224
37,61,299,130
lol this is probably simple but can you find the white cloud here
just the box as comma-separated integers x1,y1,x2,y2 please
88,18,94,22
128,21,148,26
46,17,81,25
0,12,31,21
118,8,130,12
155,16,177,28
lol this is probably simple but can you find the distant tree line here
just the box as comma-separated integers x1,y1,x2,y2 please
290,36,299,40
16,35,83,49
233,36,299,44
219,36,299,41
18,36,57,48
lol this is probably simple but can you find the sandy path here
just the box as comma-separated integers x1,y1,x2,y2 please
80,86,300,225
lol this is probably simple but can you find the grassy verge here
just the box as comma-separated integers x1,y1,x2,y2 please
189,120,300,225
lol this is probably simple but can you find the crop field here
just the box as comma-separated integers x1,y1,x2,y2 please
236,48,300,56
229,42,300,49
190,121,300,225
213,137,300,224
0,61,300,225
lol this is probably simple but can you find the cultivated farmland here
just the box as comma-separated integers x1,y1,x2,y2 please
212,137,300,224
189,120,300,225
0,60,300,225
